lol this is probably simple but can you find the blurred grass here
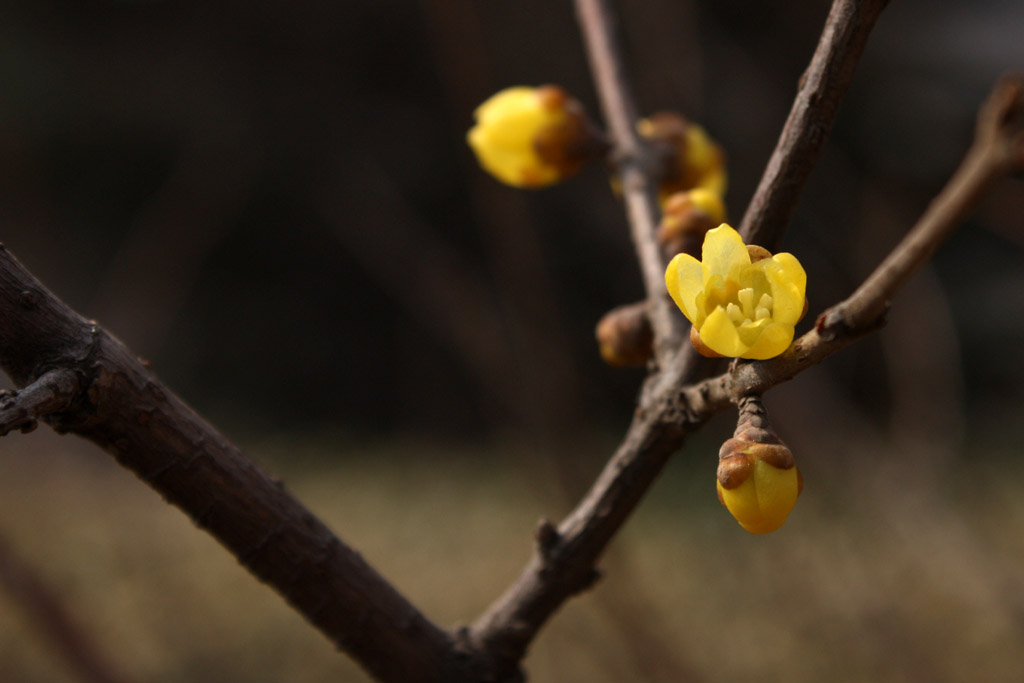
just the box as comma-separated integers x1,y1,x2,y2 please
1,429,1023,682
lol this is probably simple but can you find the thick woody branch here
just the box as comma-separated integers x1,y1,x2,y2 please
467,400,683,679
739,0,890,249
574,0,684,357
0,246,463,683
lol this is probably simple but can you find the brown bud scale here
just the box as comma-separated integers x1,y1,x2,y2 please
717,450,753,489
717,394,798,491
745,442,796,470
746,244,772,262
532,85,609,176
536,85,568,111
689,325,723,358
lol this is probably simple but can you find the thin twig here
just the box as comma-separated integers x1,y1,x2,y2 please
0,369,81,436
686,75,1024,418
739,0,891,250
823,75,1024,331
574,0,684,358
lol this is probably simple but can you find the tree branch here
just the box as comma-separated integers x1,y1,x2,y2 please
466,65,1021,683
0,369,80,436
685,74,1024,451
574,0,684,358
1,4,1015,681
739,0,891,250
822,74,1024,331
0,246,463,683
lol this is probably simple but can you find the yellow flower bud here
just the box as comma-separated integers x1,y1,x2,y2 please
680,124,727,197
716,396,801,534
467,85,605,188
636,112,727,202
665,224,807,360
595,302,653,367
657,189,727,259
717,447,801,534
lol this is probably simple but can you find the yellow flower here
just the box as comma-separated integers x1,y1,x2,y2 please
657,188,727,259
680,124,727,197
665,224,806,360
636,113,727,202
717,456,801,535
672,187,726,225
467,85,601,188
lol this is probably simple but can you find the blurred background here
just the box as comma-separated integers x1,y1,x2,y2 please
0,0,1022,681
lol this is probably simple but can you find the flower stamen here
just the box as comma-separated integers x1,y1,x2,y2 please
737,287,755,319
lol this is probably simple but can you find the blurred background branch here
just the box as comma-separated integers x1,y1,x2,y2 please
0,532,131,683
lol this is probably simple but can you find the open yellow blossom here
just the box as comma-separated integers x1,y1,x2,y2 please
665,224,806,360
467,86,601,188
717,457,801,534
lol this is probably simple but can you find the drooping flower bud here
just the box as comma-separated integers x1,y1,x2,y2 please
467,85,606,188
595,302,653,367
636,112,727,202
716,395,802,534
657,188,726,259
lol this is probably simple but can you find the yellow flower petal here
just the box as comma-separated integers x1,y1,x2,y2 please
701,225,749,283
699,306,748,357
734,317,770,348
686,188,726,224
696,165,728,197
736,260,771,296
683,125,716,166
666,253,703,324
741,321,794,360
762,252,807,325
684,125,727,196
